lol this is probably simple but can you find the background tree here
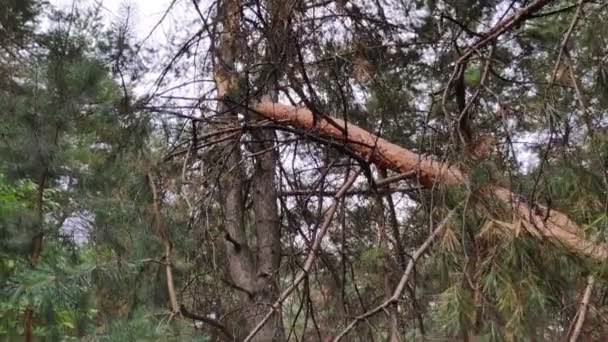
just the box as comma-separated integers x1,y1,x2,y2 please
4,0,608,341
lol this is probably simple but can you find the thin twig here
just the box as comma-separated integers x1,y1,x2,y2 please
548,0,585,86
332,209,456,341
457,0,556,64
279,186,416,198
242,169,362,342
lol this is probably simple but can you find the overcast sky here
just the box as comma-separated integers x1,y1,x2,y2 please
48,0,210,103
47,0,541,175
48,0,195,47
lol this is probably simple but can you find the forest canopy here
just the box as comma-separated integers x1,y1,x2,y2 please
2,0,608,341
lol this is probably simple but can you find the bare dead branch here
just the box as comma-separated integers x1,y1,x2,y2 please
569,276,595,342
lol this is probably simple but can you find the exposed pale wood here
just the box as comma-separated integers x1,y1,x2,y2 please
254,101,467,186
253,101,608,260
148,173,180,315
569,276,595,342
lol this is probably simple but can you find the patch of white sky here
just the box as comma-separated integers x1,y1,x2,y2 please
51,0,173,35
51,0,212,105
47,0,207,242
48,0,544,245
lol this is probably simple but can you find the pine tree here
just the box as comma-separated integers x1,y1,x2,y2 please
4,0,608,341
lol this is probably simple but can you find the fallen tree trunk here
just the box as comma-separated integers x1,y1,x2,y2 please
252,101,608,260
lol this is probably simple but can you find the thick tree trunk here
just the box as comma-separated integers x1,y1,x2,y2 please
240,0,296,337
252,101,608,260
248,128,285,341
211,0,284,339
213,0,258,337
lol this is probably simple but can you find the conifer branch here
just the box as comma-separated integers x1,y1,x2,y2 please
333,209,456,341
251,101,608,260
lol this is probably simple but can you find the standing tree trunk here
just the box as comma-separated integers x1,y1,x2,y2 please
210,0,285,340
24,171,47,342
247,127,285,341
240,0,298,338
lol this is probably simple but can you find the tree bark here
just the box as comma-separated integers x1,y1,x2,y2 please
24,171,47,342
248,128,285,341
211,0,284,339
243,170,361,341
213,0,257,338
148,172,180,315
251,101,608,260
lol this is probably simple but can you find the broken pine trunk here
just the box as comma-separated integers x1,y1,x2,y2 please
251,101,608,261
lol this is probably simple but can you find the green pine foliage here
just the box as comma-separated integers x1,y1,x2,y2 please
4,0,608,340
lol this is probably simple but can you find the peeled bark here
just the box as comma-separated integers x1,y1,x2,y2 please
254,102,466,186
252,101,608,260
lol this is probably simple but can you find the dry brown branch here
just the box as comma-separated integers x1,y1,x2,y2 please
255,101,466,186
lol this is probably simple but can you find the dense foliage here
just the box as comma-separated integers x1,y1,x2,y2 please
2,0,608,341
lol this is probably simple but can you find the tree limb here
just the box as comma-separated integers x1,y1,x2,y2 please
568,275,595,342
251,101,608,260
